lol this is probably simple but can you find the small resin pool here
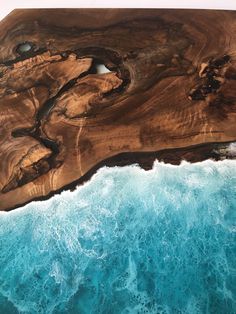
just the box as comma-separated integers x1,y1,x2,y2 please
0,160,235,313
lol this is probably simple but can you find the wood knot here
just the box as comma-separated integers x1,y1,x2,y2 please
188,55,231,101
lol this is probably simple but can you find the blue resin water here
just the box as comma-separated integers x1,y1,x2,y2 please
0,160,235,314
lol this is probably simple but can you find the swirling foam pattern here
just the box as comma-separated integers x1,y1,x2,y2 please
0,160,235,314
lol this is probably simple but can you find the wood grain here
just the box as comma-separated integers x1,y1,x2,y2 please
0,9,235,211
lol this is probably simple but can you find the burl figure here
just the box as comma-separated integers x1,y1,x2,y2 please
0,9,235,211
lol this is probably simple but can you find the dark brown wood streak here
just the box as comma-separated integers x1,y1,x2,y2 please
0,9,235,211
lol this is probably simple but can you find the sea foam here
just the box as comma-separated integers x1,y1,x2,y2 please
0,160,235,313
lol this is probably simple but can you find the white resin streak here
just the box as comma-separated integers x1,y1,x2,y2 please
1,159,236,216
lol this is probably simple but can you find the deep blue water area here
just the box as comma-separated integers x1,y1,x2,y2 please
0,160,235,313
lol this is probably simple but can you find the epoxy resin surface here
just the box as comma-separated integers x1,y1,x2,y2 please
0,160,235,313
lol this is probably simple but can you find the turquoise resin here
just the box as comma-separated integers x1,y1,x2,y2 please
0,160,235,313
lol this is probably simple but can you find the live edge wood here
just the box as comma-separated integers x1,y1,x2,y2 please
0,9,236,211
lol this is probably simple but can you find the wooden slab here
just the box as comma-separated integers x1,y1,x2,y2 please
0,9,236,211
